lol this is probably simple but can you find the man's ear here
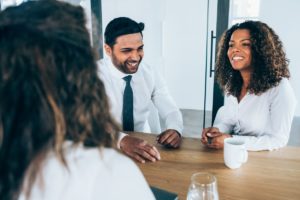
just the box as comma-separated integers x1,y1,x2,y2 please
104,44,112,57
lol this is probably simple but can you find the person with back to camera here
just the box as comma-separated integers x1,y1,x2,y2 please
0,1,155,200
201,20,297,151
98,17,184,163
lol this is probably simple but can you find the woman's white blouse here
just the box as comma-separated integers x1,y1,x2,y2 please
214,78,297,151
19,143,155,200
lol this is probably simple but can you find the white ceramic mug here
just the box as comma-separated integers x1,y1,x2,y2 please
224,138,248,169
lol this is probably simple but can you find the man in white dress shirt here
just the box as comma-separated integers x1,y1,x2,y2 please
98,17,183,163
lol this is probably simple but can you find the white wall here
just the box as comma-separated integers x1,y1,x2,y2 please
101,0,217,111
259,0,300,116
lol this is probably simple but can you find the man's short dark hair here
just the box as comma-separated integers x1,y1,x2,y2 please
104,17,144,47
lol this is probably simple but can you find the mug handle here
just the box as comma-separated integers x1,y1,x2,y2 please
240,147,248,163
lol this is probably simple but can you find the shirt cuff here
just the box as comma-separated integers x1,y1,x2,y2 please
117,131,128,149
165,126,183,136
213,123,231,134
164,113,184,135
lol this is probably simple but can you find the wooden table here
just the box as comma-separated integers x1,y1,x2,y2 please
132,133,300,200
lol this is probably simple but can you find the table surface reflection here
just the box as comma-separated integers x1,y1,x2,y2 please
132,132,300,200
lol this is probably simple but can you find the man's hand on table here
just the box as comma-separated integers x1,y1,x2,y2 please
156,129,181,148
120,135,161,163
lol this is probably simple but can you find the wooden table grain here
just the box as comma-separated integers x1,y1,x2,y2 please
132,132,300,200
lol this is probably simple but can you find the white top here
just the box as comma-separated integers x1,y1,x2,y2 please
214,78,297,151
97,58,183,134
19,142,155,200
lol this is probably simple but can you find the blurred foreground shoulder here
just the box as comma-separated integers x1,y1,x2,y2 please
20,145,155,200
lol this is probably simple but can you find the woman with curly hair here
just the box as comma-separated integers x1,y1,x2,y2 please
201,20,297,151
0,1,155,200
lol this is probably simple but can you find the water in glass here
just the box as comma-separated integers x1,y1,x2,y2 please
186,172,219,200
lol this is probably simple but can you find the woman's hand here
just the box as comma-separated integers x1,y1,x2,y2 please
201,127,231,149
201,127,220,145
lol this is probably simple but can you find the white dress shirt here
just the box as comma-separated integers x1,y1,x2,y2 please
97,58,183,134
214,78,297,151
19,142,155,200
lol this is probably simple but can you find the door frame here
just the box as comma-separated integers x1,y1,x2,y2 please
211,0,230,124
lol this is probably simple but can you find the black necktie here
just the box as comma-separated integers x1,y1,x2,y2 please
122,75,134,131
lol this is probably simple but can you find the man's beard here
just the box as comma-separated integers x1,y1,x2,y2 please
112,55,141,74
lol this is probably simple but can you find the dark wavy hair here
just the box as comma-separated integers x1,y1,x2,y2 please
0,0,119,199
215,20,290,97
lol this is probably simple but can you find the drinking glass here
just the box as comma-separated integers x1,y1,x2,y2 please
186,172,219,200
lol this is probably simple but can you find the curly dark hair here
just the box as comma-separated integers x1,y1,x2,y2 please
215,20,290,97
0,0,119,199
